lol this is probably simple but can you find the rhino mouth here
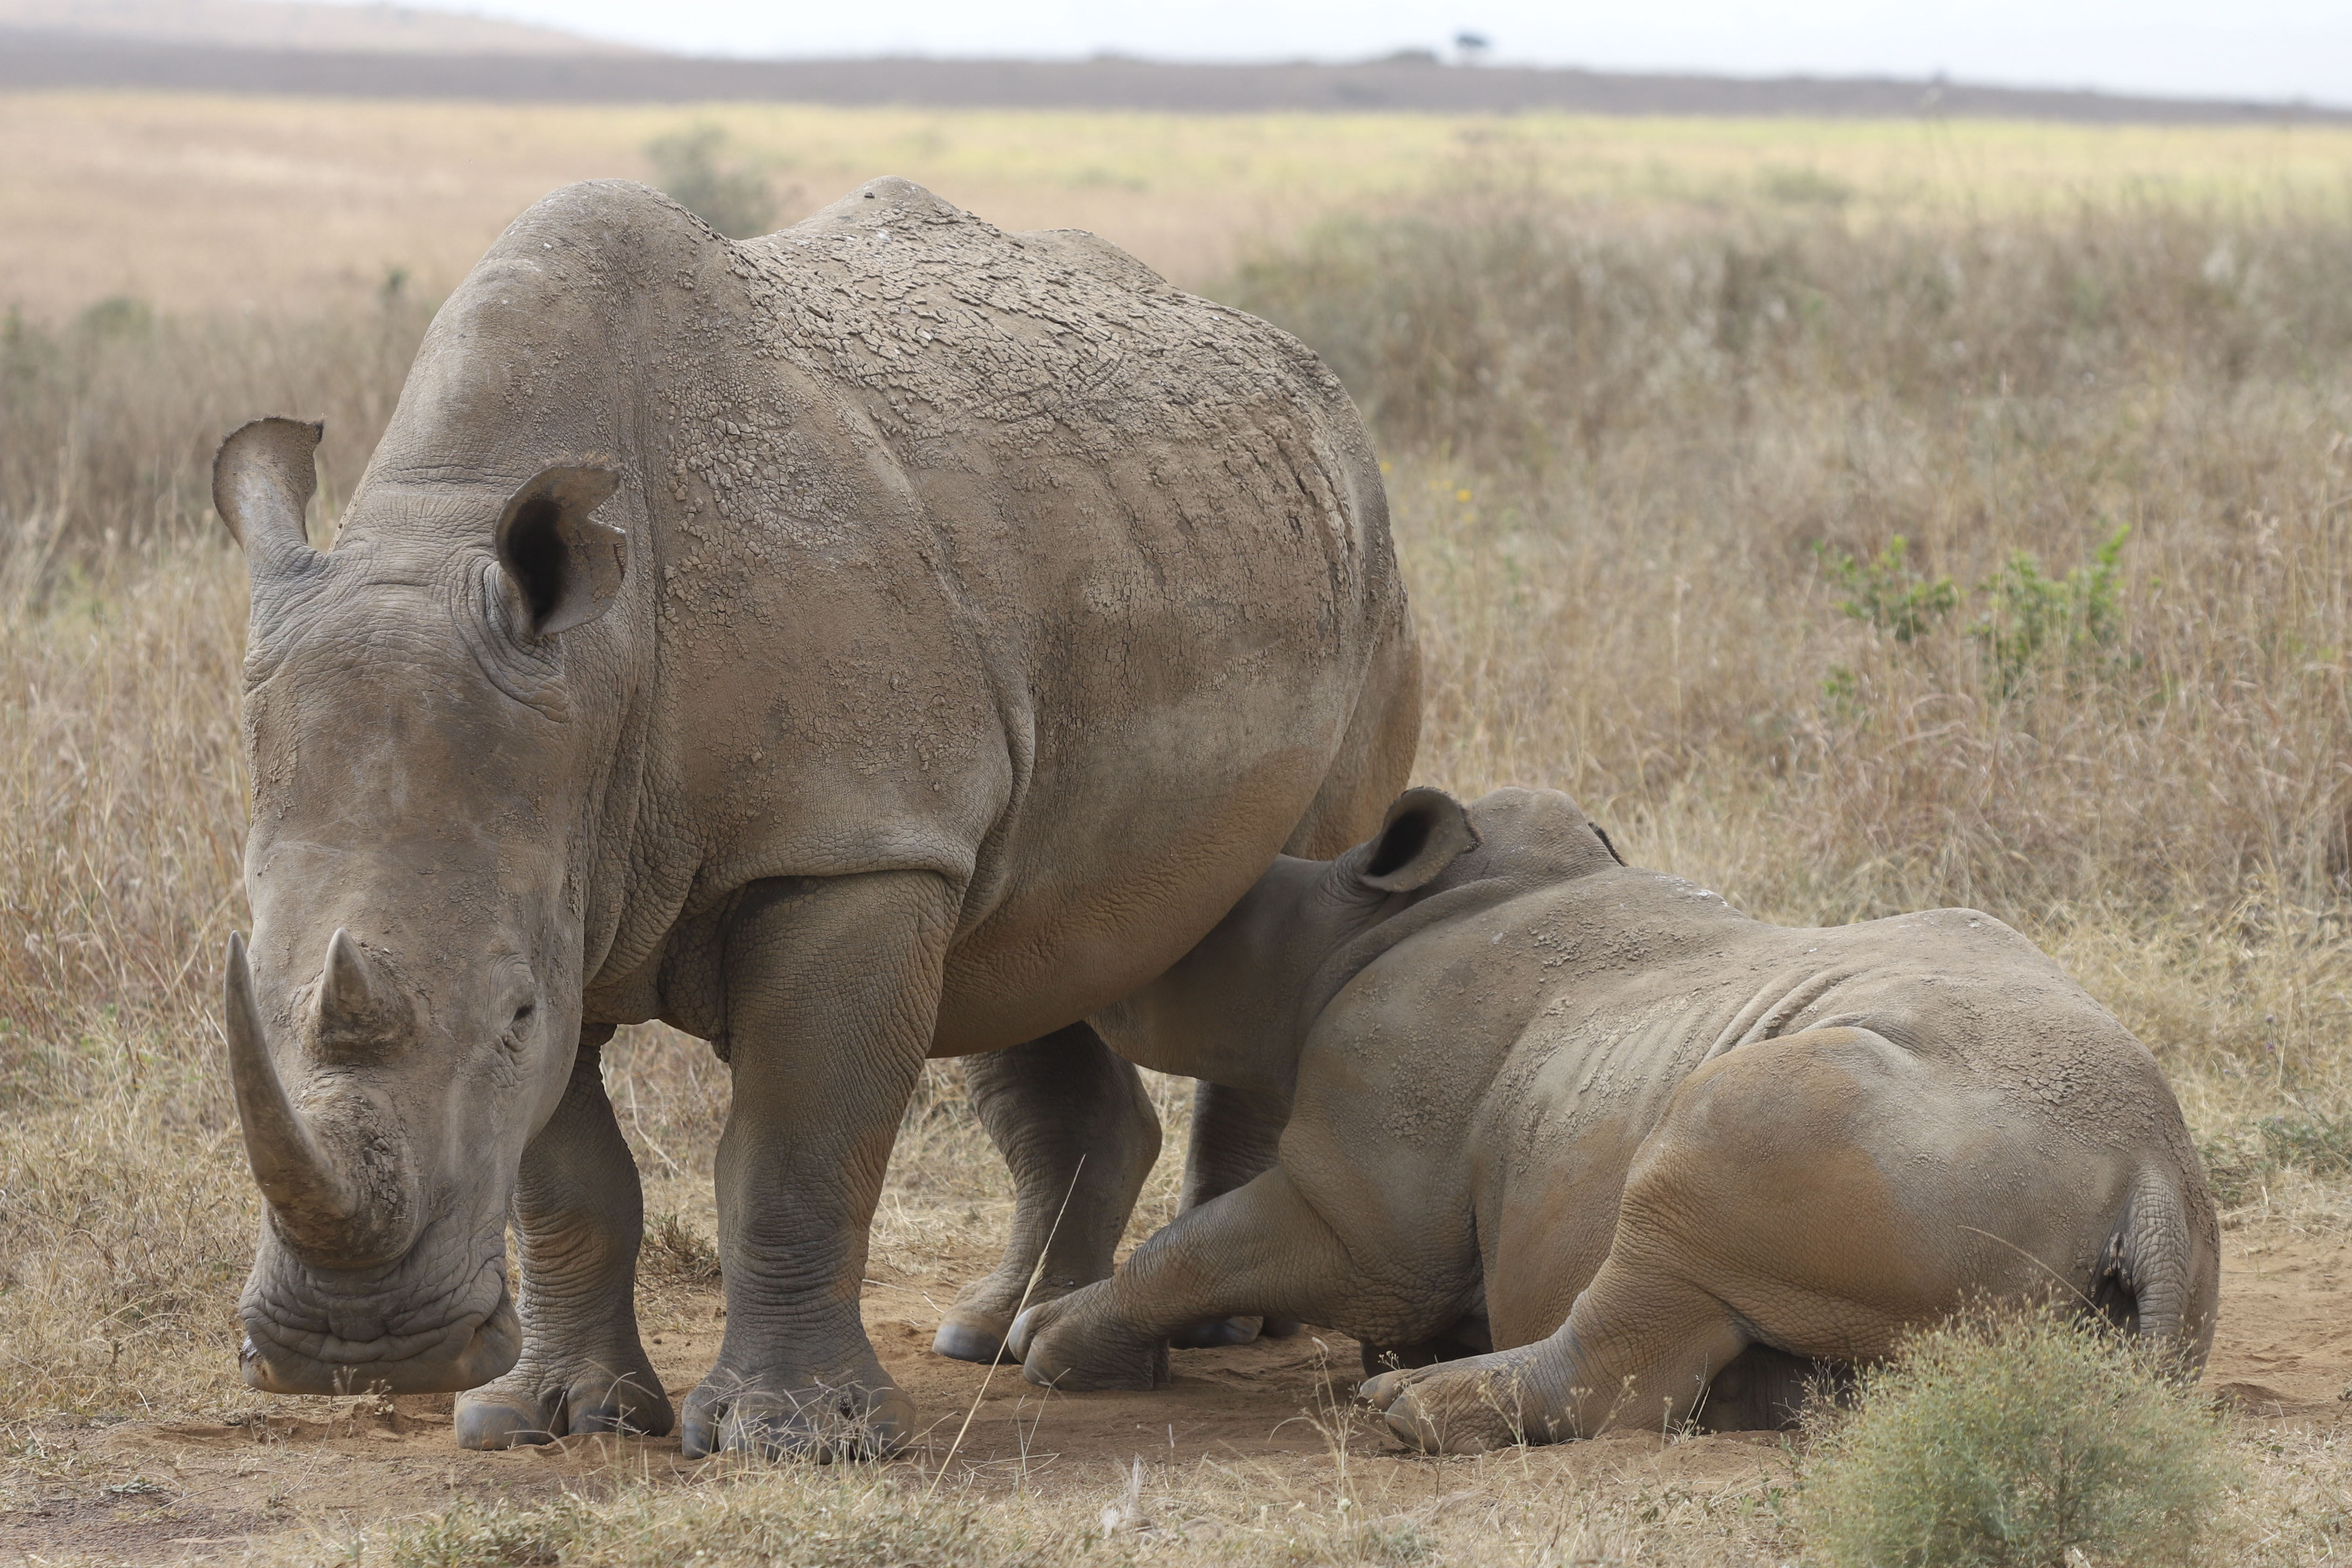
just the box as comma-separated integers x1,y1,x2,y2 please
239,1243,521,1395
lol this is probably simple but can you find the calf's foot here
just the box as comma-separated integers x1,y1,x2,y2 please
1008,1284,1169,1391
934,1274,1092,1364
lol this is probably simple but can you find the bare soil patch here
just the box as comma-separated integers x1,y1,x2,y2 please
4,1222,2338,1564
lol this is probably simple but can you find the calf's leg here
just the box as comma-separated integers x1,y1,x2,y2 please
1169,1080,1296,1347
1008,1164,1432,1390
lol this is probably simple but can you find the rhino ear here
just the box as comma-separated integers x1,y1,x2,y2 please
493,465,626,637
1352,787,1480,894
214,417,324,569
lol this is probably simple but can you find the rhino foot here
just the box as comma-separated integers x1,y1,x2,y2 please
679,1357,913,1461
455,1348,674,1450
931,1275,1089,1365
1008,1286,1169,1391
930,1309,1017,1364
1359,1352,1557,1455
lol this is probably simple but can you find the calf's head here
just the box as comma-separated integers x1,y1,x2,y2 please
216,416,630,1394
1096,788,1481,1086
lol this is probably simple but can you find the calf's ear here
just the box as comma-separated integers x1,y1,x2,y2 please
494,465,626,636
1352,787,1480,893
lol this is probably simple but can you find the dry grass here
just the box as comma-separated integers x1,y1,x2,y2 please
7,113,2352,1561
4,90,2352,317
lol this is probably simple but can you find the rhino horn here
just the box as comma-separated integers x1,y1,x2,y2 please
316,927,393,1040
225,931,357,1236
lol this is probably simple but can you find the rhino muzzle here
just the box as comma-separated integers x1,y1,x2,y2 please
227,930,522,1394
238,1243,521,1395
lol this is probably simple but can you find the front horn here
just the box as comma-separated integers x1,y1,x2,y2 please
224,931,356,1238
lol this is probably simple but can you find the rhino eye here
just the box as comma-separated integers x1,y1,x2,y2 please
509,1002,536,1032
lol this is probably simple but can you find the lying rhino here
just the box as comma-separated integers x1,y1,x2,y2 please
1013,787,2220,1451
213,176,1417,1457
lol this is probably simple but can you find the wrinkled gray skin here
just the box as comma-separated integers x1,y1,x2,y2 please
213,176,1418,1458
1013,788,2221,1453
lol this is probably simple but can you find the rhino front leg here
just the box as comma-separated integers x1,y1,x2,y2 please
1170,1080,1296,1347
455,1027,672,1450
683,871,956,1460
933,1024,1162,1363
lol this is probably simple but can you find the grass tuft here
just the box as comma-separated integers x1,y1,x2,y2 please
328,1471,1042,1568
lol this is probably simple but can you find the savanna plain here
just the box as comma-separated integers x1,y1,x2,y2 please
6,92,2352,1565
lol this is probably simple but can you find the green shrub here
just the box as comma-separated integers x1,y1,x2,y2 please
1818,535,1960,642
2200,1103,2352,1203
1801,1307,2235,1568
1970,524,2131,695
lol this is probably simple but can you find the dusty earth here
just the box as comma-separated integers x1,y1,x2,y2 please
3,1224,2345,1563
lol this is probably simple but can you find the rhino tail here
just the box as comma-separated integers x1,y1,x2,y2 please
2090,1167,2217,1368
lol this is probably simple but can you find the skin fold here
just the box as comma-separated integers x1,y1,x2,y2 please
1010,787,2221,1453
212,176,1418,1458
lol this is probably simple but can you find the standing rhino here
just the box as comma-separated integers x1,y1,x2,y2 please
1012,788,2219,1451
214,176,1417,1457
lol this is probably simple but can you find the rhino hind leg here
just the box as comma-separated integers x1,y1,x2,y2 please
455,1029,673,1450
1367,1028,1912,1452
1366,1023,2185,1454
1361,1269,1751,1453
933,1024,1162,1363
1695,1344,1845,1432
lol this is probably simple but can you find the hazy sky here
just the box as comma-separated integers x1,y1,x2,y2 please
443,0,2351,104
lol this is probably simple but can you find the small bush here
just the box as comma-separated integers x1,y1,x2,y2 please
646,124,776,240
2201,1102,2352,1203
1971,524,2132,696
1801,1307,2235,1568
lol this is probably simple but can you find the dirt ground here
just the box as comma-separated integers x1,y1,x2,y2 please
2,1220,2341,1564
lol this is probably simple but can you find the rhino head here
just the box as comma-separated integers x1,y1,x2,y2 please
215,410,633,1395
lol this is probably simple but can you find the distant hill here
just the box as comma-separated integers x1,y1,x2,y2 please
0,14,2340,123
0,0,643,55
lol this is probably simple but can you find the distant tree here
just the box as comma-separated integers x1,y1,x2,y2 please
1453,31,1493,65
645,124,776,240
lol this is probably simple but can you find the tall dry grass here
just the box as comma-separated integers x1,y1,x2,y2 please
4,178,2352,1562
1233,195,2352,914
